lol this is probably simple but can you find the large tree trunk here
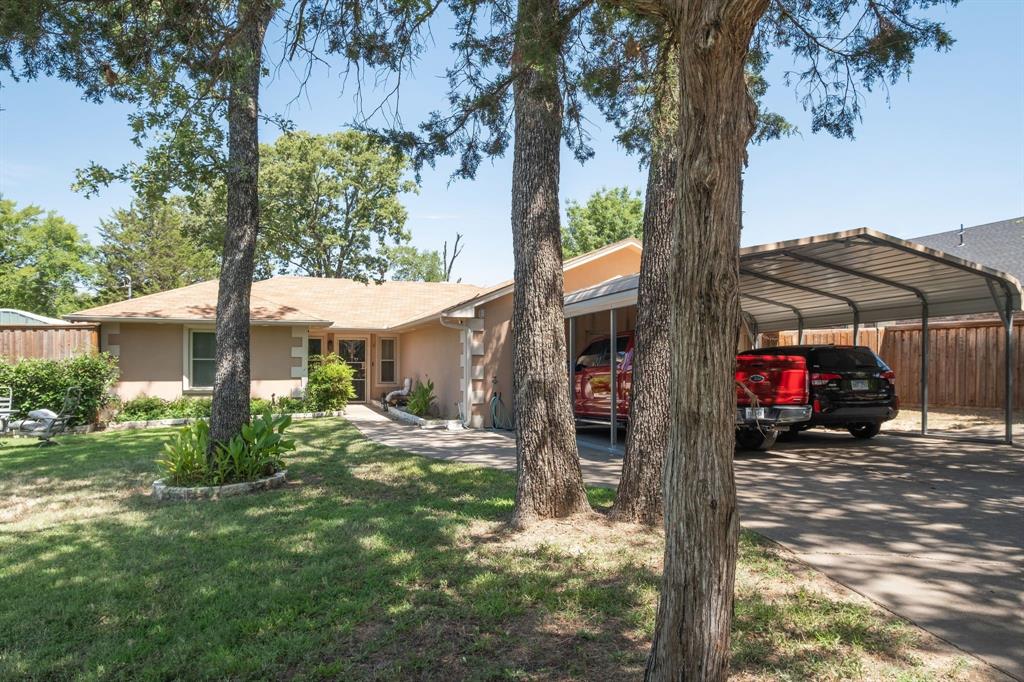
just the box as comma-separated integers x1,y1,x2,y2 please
645,2,766,679
209,3,273,451
611,50,678,526
509,0,591,527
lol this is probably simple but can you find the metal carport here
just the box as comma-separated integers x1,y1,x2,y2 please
564,228,1024,445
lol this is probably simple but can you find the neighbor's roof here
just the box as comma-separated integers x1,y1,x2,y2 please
0,308,69,325
66,276,485,330
912,217,1024,283
564,228,1024,333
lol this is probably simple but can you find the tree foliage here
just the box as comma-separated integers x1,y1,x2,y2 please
562,186,643,258
96,198,219,303
0,198,95,316
386,245,445,281
192,130,418,281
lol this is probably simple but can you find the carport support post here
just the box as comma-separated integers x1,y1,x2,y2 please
852,311,860,346
610,307,617,445
568,316,576,408
921,304,929,435
797,319,804,345
1005,309,1014,445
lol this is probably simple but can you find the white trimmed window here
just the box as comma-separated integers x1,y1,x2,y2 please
379,337,397,384
188,330,216,390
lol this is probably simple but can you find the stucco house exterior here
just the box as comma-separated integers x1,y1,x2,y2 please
66,238,642,427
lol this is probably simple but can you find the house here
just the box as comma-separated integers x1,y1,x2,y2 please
66,239,642,426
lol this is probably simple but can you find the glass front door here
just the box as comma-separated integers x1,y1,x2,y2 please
337,338,367,402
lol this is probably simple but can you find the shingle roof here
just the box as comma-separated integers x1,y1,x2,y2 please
912,217,1024,282
66,277,485,330
253,276,484,329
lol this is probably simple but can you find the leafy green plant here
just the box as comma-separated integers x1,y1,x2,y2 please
0,353,118,424
156,419,210,486
275,396,309,413
406,379,436,417
156,409,296,487
306,354,356,411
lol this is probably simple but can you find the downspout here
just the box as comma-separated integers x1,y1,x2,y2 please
440,315,474,427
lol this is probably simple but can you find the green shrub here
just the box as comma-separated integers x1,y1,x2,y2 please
0,353,119,424
168,397,212,419
157,409,296,486
117,396,170,421
275,396,309,413
406,379,436,417
306,354,355,411
250,398,272,415
156,419,210,485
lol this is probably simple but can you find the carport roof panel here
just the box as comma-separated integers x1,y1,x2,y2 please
563,228,1024,331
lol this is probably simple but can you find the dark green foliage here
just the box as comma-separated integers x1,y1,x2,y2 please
95,198,219,303
157,409,295,486
306,354,356,411
0,353,118,424
406,379,436,417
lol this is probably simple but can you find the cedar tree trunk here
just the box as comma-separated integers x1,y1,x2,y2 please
509,0,591,526
611,52,678,526
645,1,766,679
209,2,273,451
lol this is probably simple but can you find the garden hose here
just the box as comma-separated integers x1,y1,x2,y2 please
489,392,514,431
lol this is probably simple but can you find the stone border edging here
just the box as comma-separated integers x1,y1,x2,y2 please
105,410,347,431
385,406,465,431
152,470,287,501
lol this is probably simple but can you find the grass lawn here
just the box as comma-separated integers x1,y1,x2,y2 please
0,419,982,680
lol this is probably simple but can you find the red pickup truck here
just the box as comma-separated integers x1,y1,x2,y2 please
573,332,812,450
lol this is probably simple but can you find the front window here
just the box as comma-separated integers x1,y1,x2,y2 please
190,331,216,389
308,337,324,371
380,337,397,384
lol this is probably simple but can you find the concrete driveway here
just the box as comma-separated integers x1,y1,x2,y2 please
348,406,1023,679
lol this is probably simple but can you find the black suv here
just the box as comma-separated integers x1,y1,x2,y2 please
738,345,899,440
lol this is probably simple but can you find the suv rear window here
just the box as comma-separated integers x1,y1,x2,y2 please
811,347,887,371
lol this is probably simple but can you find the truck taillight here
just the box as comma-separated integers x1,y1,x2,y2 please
810,372,841,387
881,370,896,385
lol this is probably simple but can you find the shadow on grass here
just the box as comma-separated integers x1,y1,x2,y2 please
0,419,936,680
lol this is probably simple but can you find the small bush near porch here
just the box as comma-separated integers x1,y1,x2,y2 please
0,420,974,680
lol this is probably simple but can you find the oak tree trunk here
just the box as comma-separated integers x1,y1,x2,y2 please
645,1,766,679
209,2,273,451
509,0,591,527
611,53,678,526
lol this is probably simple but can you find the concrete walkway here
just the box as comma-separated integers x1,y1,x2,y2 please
345,405,1023,680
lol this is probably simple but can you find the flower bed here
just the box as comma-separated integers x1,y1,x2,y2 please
152,470,287,501
105,409,346,431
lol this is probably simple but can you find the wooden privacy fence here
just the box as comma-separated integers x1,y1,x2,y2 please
770,320,1020,409
0,324,100,362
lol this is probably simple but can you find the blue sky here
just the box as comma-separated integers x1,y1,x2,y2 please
1,0,1021,287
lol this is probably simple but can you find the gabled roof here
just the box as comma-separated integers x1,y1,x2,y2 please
66,277,485,330
66,280,331,326
912,217,1024,283
564,228,1024,333
67,237,642,330
252,276,484,330
430,237,644,320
